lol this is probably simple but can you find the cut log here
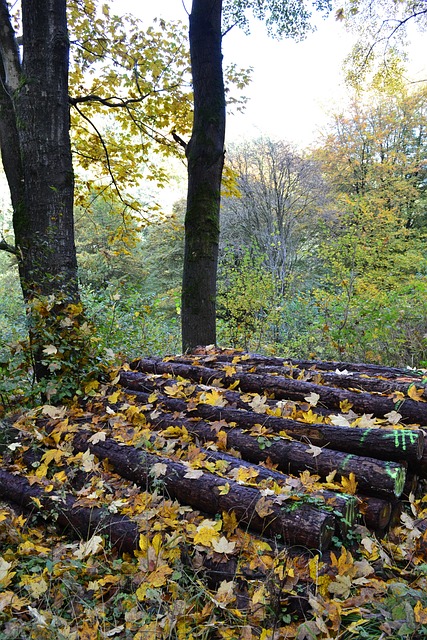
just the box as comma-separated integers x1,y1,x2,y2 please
110,386,407,499
149,408,406,499
0,469,139,553
130,357,427,426
119,371,424,465
163,353,427,398
181,447,358,536
227,363,427,400
179,352,423,380
358,496,392,531
72,431,336,551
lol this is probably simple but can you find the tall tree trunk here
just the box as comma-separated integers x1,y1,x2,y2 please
181,0,225,351
0,0,80,382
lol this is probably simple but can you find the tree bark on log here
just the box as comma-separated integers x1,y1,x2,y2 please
171,446,357,536
179,352,422,380
204,362,427,400
148,408,406,499
130,357,427,425
0,469,139,553
358,496,392,531
108,384,407,499
72,431,336,551
119,370,424,465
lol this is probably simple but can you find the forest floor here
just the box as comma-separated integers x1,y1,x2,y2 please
1,348,427,639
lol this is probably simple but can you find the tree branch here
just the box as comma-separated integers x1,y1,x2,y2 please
0,0,21,93
72,102,127,207
0,236,16,254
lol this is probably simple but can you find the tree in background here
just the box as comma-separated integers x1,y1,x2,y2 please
181,0,332,351
312,86,427,364
221,138,329,295
337,0,427,87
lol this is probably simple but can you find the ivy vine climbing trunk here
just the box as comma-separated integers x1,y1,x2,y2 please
181,0,226,351
0,0,80,383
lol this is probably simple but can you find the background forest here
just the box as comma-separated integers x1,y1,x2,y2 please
3,87,427,399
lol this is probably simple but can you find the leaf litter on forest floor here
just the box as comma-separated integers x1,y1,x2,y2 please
1,354,427,638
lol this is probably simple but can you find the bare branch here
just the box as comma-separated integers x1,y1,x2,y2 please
0,236,16,254
0,0,21,92
71,102,128,208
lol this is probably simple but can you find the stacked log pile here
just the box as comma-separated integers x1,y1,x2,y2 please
1,349,427,557
115,350,427,549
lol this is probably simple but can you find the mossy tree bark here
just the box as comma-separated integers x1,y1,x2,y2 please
0,0,79,381
181,0,225,350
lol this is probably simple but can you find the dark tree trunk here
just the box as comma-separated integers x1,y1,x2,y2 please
181,0,225,350
0,0,79,382
17,0,78,300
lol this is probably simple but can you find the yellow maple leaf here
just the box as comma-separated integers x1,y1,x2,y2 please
35,463,49,479
300,409,321,424
216,430,228,451
235,466,259,484
84,379,99,394
252,584,267,605
340,399,353,413
107,390,121,403
79,621,99,640
0,591,29,611
0,558,15,588
341,472,357,495
161,425,188,438
147,564,173,588
408,385,425,402
218,483,230,495
331,547,355,576
52,470,67,484
414,600,427,624
222,511,238,534
41,448,66,466
391,390,406,403
194,519,221,546
200,389,227,407
254,496,274,518
25,577,48,599
224,365,236,376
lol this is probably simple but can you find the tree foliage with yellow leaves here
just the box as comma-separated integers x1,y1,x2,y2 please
311,85,427,363
0,0,192,396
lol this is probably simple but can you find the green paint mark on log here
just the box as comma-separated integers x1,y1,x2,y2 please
341,454,354,470
360,428,375,444
384,462,406,498
383,429,418,451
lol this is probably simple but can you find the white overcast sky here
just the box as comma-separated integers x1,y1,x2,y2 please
111,0,426,150
113,0,353,148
